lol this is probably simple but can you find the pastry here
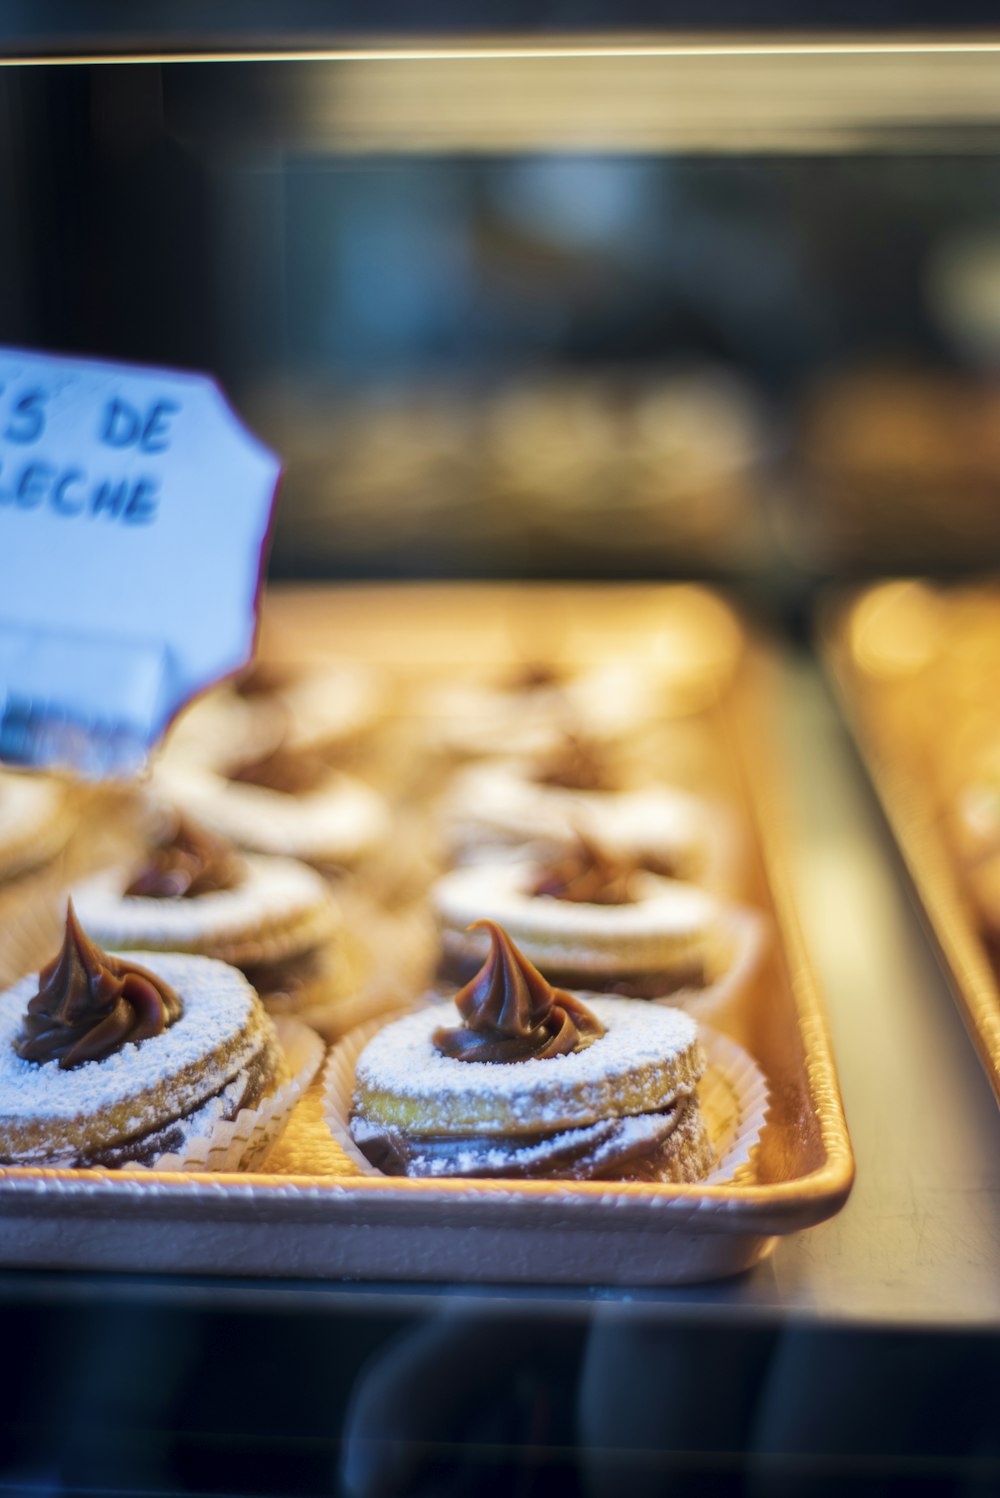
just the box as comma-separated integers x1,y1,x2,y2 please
0,902,285,1168
0,770,70,881
163,658,386,773
795,368,1000,567
234,659,386,758
154,742,390,870
417,670,575,762
159,683,287,771
348,921,714,1182
71,813,336,967
69,813,341,1019
439,755,736,891
431,850,746,998
418,659,664,763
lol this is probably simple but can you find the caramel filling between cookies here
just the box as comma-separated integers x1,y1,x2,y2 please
72,1043,276,1169
352,1097,696,1181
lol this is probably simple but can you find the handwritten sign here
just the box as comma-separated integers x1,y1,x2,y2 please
0,348,281,776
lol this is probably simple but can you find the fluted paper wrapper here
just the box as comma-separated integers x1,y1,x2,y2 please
697,1026,770,1185
141,1016,325,1174
672,906,768,1023
321,1017,768,1184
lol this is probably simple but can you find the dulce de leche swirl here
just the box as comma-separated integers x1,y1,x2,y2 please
15,901,182,1070
531,833,636,906
125,815,244,899
433,920,605,1064
532,736,617,792
228,742,330,796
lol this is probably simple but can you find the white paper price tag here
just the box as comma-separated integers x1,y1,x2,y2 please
0,348,281,776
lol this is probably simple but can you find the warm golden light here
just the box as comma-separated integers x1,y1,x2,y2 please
849,581,944,680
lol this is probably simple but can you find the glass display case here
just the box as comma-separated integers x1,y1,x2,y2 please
11,29,1000,597
2,17,1000,1497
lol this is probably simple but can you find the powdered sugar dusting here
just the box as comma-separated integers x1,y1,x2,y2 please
443,760,711,860
72,854,335,950
154,762,390,863
433,860,718,973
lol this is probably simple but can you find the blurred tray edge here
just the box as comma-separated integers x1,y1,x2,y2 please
820,585,1000,1112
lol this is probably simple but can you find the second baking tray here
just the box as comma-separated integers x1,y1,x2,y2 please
0,586,853,1285
823,581,1000,1112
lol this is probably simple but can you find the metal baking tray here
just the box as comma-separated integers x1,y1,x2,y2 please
0,586,853,1285
823,581,1000,1113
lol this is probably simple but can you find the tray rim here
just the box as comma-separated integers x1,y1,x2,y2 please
820,581,1000,1112
0,598,854,1246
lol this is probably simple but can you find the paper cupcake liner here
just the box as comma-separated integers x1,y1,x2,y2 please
141,1016,325,1174
670,905,768,1023
697,1025,771,1185
321,1015,769,1185
321,1013,423,1176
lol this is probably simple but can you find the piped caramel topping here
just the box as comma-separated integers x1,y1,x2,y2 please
228,743,330,796
635,849,679,881
504,661,566,693
124,815,244,900
234,659,298,698
433,920,604,1064
532,834,637,906
15,902,182,1070
532,736,617,793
